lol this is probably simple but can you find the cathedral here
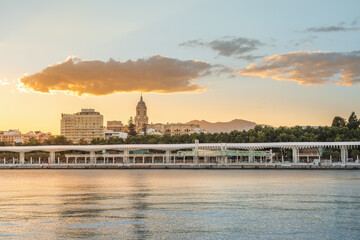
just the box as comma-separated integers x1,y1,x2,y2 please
106,95,201,136
134,94,149,131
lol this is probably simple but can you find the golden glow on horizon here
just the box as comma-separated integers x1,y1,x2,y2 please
0,85,338,135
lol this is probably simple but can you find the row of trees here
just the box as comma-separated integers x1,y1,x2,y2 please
91,125,360,145
331,112,360,129
1,112,360,146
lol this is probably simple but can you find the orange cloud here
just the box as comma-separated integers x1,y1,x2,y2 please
19,55,222,96
238,51,360,85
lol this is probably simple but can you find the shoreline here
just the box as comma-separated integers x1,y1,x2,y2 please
1,164,359,170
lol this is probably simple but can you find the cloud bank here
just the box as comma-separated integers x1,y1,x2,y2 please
19,56,223,95
238,51,360,86
305,26,360,32
304,17,360,33
180,37,264,59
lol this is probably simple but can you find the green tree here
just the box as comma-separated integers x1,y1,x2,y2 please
24,137,41,146
351,149,360,160
332,116,346,128
79,139,88,145
347,112,359,129
43,136,72,145
106,137,124,144
127,117,137,137
91,138,106,145
0,141,11,146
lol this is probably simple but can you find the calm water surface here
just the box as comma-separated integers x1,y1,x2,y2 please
0,170,359,239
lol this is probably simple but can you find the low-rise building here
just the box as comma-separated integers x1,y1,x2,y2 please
104,130,128,139
0,130,51,145
106,121,128,132
149,123,200,135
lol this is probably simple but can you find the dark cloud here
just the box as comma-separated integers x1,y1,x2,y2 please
19,55,225,95
305,26,360,32
236,55,264,61
179,37,264,59
351,16,360,26
238,51,360,86
304,16,360,32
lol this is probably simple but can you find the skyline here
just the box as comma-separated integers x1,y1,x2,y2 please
1,0,360,134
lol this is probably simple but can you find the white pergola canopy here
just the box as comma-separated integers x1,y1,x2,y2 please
0,142,359,153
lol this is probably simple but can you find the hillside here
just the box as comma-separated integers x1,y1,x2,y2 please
186,119,257,133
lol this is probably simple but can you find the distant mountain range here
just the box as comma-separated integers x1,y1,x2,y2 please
186,119,257,133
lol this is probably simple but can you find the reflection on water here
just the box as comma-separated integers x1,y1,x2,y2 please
0,170,360,239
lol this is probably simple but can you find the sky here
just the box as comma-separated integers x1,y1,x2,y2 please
0,0,360,134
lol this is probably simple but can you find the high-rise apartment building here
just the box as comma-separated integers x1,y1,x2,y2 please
61,109,104,143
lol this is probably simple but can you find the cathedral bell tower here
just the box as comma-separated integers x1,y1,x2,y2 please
135,94,149,132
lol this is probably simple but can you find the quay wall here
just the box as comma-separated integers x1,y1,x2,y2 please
0,164,359,170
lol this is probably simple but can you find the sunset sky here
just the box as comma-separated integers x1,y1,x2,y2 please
1,0,360,134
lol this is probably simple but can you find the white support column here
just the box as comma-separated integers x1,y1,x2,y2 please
341,146,348,164
49,152,55,164
123,150,129,164
249,154,255,163
194,139,199,164
30,157,33,164
220,144,225,164
90,151,95,164
49,152,56,164
292,147,299,164
165,150,171,163
269,149,273,164
19,152,25,164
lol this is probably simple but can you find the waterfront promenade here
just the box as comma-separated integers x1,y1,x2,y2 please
0,141,359,169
